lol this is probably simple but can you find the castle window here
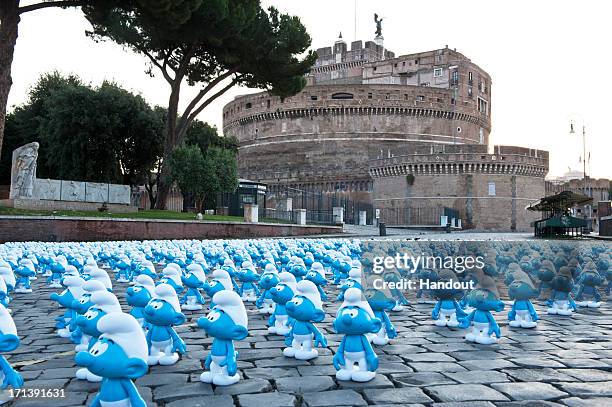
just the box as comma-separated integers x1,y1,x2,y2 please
468,72,473,85
331,92,354,100
373,66,377,71
488,182,496,196
451,98,455,105
417,95,425,102
479,128,484,144
267,100,271,108
311,95,318,101
468,87,473,98
415,58,419,64
368,92,373,99
245,102,252,109
478,97,488,116
433,68,443,77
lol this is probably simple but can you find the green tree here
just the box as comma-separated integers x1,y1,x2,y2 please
1,72,164,188
185,120,238,153
0,1,102,158
84,0,316,208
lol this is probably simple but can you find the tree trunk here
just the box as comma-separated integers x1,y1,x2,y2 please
0,0,20,157
154,83,181,209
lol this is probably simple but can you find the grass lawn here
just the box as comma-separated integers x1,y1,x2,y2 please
0,206,245,222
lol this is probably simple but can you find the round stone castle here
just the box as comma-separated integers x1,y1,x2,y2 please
223,35,548,231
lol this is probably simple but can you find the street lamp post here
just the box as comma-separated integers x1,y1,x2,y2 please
570,122,590,223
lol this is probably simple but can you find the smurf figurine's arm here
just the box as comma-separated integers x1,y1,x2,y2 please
168,327,187,354
431,301,441,320
0,355,23,389
486,312,501,338
453,300,467,318
267,313,276,327
332,337,346,370
120,379,147,407
379,311,397,338
360,335,378,371
458,310,475,328
308,322,327,348
255,290,266,308
219,340,239,376
526,300,538,321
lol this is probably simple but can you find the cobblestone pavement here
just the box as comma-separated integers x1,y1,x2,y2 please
4,274,612,407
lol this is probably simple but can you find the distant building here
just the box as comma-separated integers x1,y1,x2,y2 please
223,33,548,231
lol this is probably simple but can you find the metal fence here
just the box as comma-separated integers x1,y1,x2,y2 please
379,206,462,226
268,185,374,226
306,210,335,225
262,208,295,223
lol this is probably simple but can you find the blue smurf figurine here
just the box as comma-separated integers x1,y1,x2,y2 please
537,260,556,299
337,267,362,301
158,265,184,295
256,263,279,314
383,270,410,311
75,312,149,407
268,272,297,335
365,288,397,345
144,283,187,365
574,261,604,308
238,262,260,302
333,288,381,382
203,269,234,309
431,269,467,328
13,264,35,293
180,263,207,311
305,262,328,301
283,280,327,360
459,275,505,344
0,303,23,389
508,271,539,328
72,280,108,352
547,266,576,315
126,275,156,329
51,275,86,339
75,290,123,382
197,290,248,386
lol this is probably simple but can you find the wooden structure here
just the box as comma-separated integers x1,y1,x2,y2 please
527,191,592,238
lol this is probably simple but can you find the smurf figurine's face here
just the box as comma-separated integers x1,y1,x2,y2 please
76,308,105,337
508,280,538,301
285,296,325,322
197,308,248,341
305,270,325,286
270,283,294,305
334,306,381,335
72,294,94,315
365,290,395,312
466,289,504,312
126,286,152,308
259,272,280,290
75,337,147,379
144,299,185,327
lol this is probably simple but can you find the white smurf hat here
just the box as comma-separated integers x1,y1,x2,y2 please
90,268,112,290
0,267,15,287
212,269,233,291
0,303,17,336
82,280,107,295
90,291,122,314
134,275,156,296
153,283,181,313
162,267,183,286
296,280,323,311
278,272,297,292
97,312,148,363
310,262,326,278
63,275,86,299
0,277,7,295
348,267,362,281
212,290,248,329
263,263,278,275
340,287,375,319
186,263,207,283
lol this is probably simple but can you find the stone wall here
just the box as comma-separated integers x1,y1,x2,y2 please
370,145,549,232
0,217,342,243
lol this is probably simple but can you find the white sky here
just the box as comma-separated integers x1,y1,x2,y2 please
8,0,611,179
